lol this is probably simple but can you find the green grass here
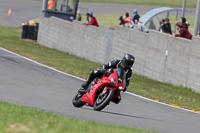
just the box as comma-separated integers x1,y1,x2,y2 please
16,0,197,8
79,0,197,9
1,25,200,112
0,101,156,133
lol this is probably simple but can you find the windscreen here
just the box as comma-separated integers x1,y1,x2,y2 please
116,68,126,83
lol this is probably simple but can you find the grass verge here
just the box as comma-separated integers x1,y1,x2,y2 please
79,0,197,8
20,0,198,9
0,26,200,112
80,0,197,8
0,101,157,133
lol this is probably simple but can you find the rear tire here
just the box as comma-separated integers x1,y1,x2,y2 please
72,92,84,108
94,89,115,111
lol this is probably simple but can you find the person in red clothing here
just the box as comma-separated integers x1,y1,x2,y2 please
83,13,99,27
173,22,192,40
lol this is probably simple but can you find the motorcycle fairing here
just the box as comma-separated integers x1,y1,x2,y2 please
81,69,125,106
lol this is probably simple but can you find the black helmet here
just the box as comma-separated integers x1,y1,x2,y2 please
121,54,135,69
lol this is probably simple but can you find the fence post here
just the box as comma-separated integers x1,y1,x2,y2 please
105,28,114,63
194,0,200,36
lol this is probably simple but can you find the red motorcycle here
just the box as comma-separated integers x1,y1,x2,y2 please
72,68,126,111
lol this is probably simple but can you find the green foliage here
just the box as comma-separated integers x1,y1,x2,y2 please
79,0,197,8
20,0,197,8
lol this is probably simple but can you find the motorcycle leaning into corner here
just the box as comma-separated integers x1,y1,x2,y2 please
72,68,126,111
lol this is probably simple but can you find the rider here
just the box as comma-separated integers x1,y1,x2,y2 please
79,54,135,103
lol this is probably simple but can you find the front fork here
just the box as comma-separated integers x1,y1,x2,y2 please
102,86,116,95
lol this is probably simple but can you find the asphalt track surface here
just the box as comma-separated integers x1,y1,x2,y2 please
1,47,200,133
0,1,196,27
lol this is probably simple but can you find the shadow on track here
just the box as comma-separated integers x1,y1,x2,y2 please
82,108,166,122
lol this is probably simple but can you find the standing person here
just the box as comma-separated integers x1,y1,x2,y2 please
124,12,133,28
162,18,172,34
133,18,149,33
48,0,55,10
83,13,99,27
76,10,82,21
131,9,140,22
173,22,192,40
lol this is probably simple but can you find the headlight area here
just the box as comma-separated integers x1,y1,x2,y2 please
111,77,116,85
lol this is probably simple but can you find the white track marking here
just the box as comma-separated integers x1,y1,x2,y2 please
0,47,199,115
125,92,200,114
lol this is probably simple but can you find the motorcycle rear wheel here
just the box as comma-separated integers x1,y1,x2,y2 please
94,89,115,111
72,91,84,108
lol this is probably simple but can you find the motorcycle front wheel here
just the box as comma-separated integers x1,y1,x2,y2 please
94,89,115,111
72,91,84,108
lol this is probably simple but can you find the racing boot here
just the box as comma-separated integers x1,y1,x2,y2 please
78,70,100,94
78,77,94,94
78,82,89,94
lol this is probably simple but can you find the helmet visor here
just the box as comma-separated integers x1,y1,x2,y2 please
122,60,133,69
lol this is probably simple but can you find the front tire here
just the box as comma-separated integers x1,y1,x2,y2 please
94,89,115,111
72,92,84,108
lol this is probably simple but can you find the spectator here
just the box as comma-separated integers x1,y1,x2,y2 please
83,13,99,27
76,10,82,21
133,18,149,33
124,12,134,28
131,9,140,21
158,19,165,32
180,17,188,30
161,18,172,34
173,22,192,40
84,9,93,23
119,16,125,26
